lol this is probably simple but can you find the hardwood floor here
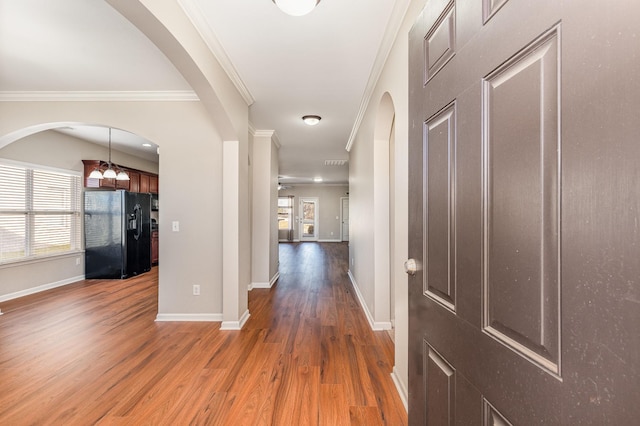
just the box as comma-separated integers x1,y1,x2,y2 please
0,242,406,425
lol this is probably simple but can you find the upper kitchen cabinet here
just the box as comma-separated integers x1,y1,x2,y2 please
149,175,158,194
82,160,158,194
139,173,149,193
128,171,140,193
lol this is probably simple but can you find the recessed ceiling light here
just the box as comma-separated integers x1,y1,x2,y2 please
142,143,152,147
302,115,321,126
313,177,323,182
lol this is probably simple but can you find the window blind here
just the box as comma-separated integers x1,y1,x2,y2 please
0,160,82,263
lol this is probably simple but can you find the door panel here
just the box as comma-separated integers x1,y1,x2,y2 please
425,102,456,311
482,25,561,374
409,0,640,424
300,198,318,241
341,198,349,242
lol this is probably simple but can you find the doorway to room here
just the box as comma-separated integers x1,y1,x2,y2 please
299,197,319,241
340,197,349,242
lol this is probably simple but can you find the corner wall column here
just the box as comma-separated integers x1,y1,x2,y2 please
221,139,250,329
251,130,280,289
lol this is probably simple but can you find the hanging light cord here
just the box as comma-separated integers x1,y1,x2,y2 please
108,128,112,169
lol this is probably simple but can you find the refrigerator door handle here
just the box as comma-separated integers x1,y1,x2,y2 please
134,204,142,240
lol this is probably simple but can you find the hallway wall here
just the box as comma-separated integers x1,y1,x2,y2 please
347,0,428,407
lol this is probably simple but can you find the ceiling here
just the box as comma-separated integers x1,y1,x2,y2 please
0,0,408,184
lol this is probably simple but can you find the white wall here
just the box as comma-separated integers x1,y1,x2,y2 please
278,185,349,242
251,131,279,288
0,99,244,322
0,130,158,300
348,125,376,320
347,0,428,407
0,0,252,324
269,139,279,280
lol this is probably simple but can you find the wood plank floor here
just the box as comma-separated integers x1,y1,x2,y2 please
0,242,407,425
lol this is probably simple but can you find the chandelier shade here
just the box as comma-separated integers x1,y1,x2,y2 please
272,0,320,16
88,127,130,181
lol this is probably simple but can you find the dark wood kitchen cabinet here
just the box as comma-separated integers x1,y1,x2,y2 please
139,173,150,193
149,175,158,194
128,171,140,193
151,231,159,265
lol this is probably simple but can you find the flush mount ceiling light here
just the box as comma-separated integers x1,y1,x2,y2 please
302,115,322,126
313,177,323,182
272,0,320,16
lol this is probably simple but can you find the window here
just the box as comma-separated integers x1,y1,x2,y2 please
0,160,82,264
278,196,294,231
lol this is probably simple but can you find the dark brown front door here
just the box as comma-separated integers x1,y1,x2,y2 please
408,0,640,424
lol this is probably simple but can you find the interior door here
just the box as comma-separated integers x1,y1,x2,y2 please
341,198,349,242
299,197,318,241
408,0,640,424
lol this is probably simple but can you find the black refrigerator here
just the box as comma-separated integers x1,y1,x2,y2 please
84,189,152,279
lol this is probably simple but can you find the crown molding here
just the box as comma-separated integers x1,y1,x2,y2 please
272,132,281,149
253,129,274,139
251,128,281,148
345,0,412,152
178,0,255,106
0,90,199,102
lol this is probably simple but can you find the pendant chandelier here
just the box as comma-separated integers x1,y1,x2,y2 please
88,128,130,181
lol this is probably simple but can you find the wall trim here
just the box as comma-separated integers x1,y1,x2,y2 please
0,90,199,102
347,269,392,331
391,366,408,412
345,0,412,151
220,309,250,330
270,271,280,287
318,239,342,243
155,313,223,322
0,275,85,303
251,271,279,289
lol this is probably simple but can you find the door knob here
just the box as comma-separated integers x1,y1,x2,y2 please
404,258,418,275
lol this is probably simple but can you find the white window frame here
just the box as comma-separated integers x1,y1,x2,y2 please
0,159,83,265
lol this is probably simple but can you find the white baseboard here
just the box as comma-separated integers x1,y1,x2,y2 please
318,239,342,243
270,271,280,287
391,366,408,412
347,270,392,331
0,275,85,303
220,309,250,330
251,271,280,290
155,313,223,322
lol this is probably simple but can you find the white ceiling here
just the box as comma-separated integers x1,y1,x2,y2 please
0,0,408,184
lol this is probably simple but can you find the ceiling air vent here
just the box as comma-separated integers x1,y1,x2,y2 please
324,159,348,166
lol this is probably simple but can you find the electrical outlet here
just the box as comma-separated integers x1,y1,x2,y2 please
330,231,333,236
172,221,180,232
193,284,200,296
351,258,354,266
76,257,81,266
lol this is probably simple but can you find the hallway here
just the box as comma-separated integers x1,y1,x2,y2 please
0,242,406,425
